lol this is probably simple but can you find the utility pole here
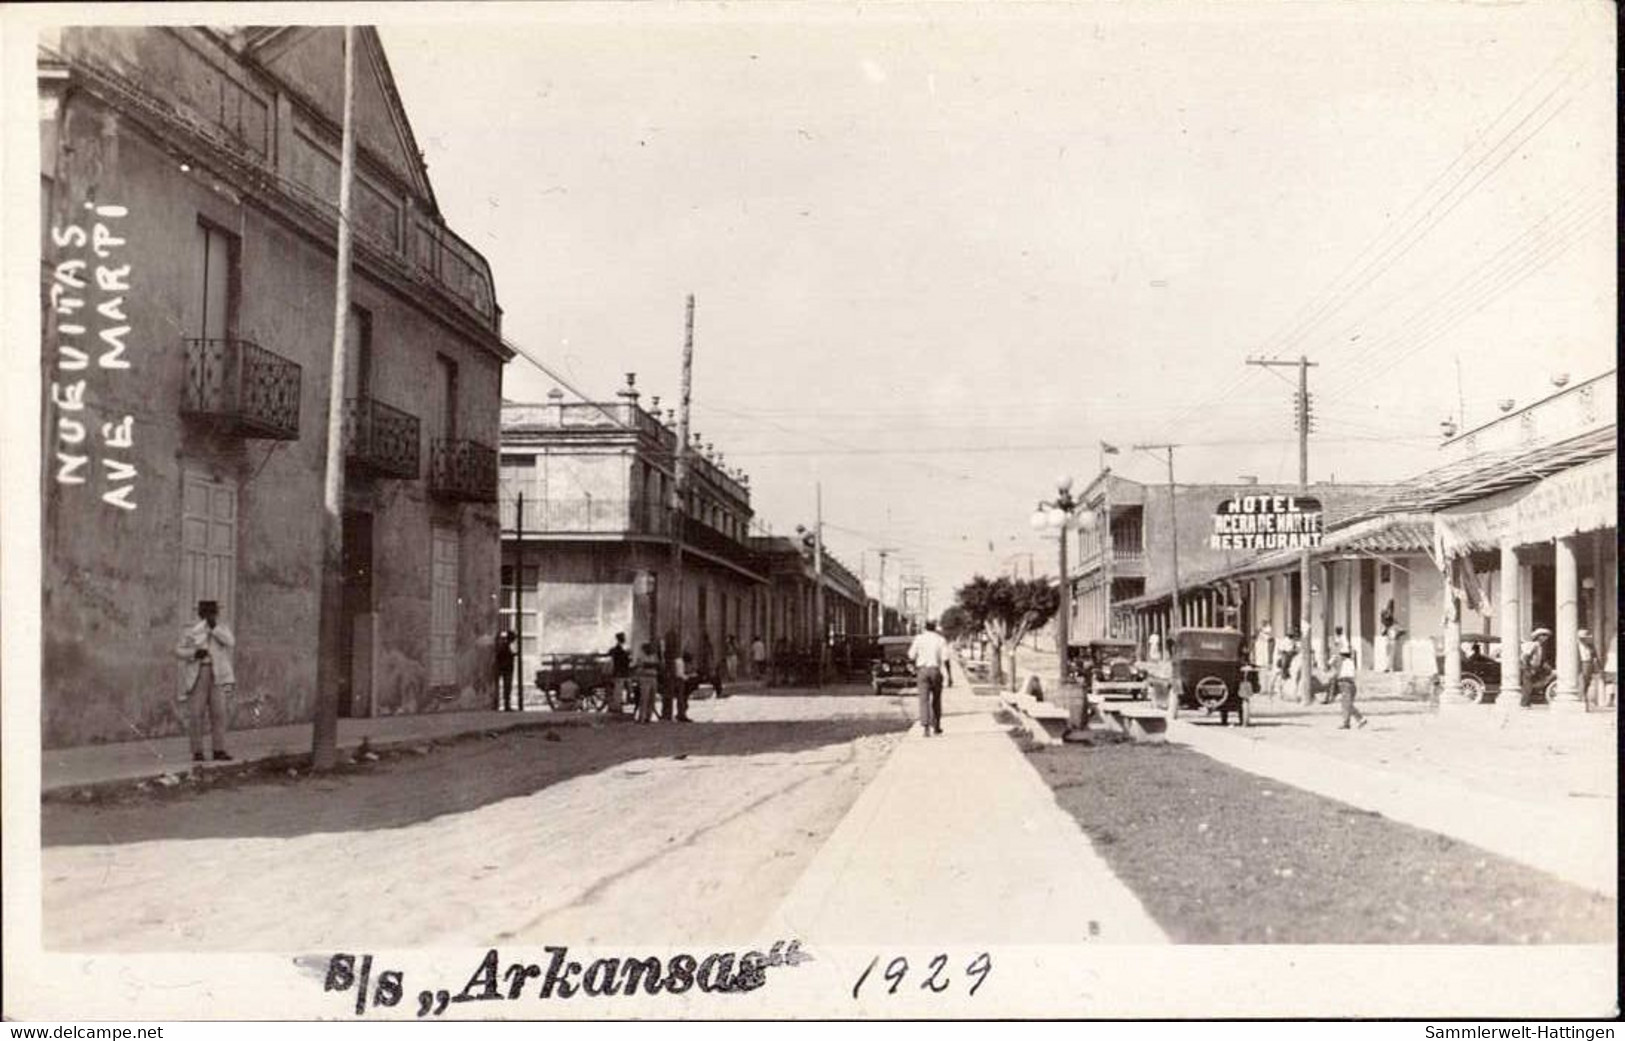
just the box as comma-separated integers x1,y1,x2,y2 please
1247,355,1319,704
670,295,695,671
312,26,356,772
1132,442,1183,720
875,547,897,634
515,490,525,711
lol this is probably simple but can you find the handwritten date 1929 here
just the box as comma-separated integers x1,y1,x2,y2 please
852,953,991,999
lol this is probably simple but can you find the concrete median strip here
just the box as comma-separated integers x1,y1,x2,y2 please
767,690,1168,947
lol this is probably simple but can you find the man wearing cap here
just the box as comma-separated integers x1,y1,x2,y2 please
175,600,236,762
1520,628,1552,706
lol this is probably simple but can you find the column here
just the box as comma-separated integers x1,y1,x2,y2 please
1498,540,1521,704
1440,561,1462,703
1552,535,1582,710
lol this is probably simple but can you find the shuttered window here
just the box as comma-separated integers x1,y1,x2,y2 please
429,526,459,687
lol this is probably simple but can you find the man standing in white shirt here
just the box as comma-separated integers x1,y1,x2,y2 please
908,620,950,737
175,599,236,762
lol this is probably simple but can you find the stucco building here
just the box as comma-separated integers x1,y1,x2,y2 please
1066,472,1393,655
499,381,767,691
39,27,507,747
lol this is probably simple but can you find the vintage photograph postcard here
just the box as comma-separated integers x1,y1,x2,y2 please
3,0,1617,1022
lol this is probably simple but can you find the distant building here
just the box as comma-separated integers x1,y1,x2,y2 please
499,384,879,692
1157,368,1615,699
499,380,767,692
39,27,507,747
1069,473,1394,656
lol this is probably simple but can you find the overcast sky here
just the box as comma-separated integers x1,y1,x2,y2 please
379,1,1615,606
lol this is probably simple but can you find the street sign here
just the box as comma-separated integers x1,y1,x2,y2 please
1209,494,1323,551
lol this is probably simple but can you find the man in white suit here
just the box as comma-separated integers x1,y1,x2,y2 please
175,599,236,762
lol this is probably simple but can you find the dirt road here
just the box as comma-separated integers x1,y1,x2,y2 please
43,688,914,951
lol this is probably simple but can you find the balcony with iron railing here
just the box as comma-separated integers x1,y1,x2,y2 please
499,495,671,536
344,397,421,479
498,492,761,572
180,337,302,440
429,438,498,502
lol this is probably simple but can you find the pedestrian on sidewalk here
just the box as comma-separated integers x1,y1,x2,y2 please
174,599,236,762
661,628,681,720
494,629,517,711
1575,628,1598,709
1601,633,1616,709
908,619,950,736
634,641,660,723
1336,650,1366,729
607,632,632,716
725,635,740,682
674,651,696,721
751,634,767,680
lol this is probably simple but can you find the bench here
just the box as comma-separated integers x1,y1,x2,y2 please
999,683,1072,745
1096,702,1170,742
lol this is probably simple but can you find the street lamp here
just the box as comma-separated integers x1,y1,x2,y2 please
1031,476,1082,704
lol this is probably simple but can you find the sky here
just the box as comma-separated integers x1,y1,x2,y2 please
377,1,1616,610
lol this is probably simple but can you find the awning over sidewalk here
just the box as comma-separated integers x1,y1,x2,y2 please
1433,451,1617,558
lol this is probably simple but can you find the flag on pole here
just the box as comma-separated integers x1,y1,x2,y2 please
1101,442,1120,454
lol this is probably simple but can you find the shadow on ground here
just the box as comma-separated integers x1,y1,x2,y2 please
42,716,912,847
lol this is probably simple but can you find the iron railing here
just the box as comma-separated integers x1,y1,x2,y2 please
430,438,498,502
500,495,651,535
181,337,302,440
345,397,421,479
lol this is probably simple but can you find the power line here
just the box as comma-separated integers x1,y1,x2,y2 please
1261,39,1594,363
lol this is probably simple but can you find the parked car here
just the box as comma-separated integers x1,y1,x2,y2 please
1070,639,1148,700
1146,627,1252,725
534,653,611,712
871,635,917,695
1431,633,1554,704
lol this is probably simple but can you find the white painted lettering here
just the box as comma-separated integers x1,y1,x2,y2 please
51,381,86,411
97,326,131,369
58,417,86,445
102,457,137,483
101,415,134,448
58,345,89,371
91,223,126,259
102,484,138,511
50,284,83,314
55,453,89,484
51,224,87,248
96,296,127,322
95,264,131,292
54,259,87,287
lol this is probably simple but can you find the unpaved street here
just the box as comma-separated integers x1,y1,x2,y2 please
43,689,914,951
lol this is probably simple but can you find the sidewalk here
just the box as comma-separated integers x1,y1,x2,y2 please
1168,697,1618,897
766,676,1168,946
42,706,599,793
42,676,772,793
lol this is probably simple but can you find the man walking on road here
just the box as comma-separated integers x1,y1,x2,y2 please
909,619,950,736
174,599,236,762
607,632,632,716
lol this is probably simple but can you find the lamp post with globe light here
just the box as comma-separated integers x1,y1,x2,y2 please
1032,477,1094,722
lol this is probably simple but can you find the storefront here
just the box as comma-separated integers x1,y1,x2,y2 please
1432,449,1617,709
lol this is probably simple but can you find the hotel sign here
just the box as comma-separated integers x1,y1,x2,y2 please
1210,494,1323,551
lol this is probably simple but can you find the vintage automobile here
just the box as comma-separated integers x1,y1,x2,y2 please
1146,627,1252,725
870,635,918,696
534,653,611,712
1069,639,1148,700
832,634,883,682
1430,633,1554,704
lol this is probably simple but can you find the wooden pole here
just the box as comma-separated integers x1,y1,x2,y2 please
311,26,356,771
669,295,694,667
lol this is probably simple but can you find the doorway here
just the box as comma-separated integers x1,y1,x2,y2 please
340,511,374,718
